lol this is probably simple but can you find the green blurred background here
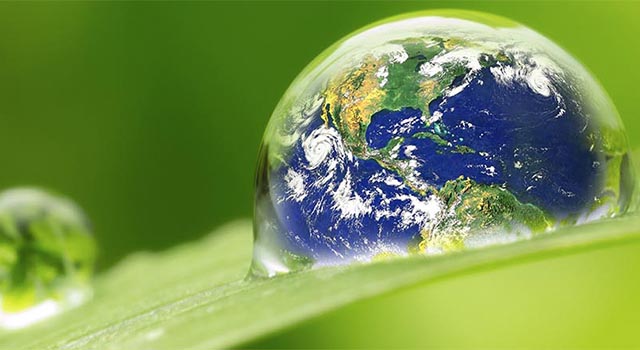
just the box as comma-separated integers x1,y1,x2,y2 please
0,1,638,274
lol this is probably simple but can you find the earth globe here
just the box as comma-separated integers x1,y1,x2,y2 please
252,10,635,277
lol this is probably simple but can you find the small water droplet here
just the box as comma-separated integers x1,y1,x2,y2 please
0,188,96,329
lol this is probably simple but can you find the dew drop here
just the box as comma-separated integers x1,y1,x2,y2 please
251,10,635,277
0,188,96,329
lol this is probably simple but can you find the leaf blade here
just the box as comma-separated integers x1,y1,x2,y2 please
1,213,639,349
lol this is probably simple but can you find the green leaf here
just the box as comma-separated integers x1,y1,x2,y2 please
0,213,639,349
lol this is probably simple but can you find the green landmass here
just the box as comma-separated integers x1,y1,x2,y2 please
421,176,551,251
453,145,476,154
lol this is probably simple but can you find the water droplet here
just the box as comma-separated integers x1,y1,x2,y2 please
252,10,635,277
0,188,96,329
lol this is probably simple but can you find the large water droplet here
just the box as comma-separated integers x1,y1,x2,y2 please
0,188,96,329
252,10,635,277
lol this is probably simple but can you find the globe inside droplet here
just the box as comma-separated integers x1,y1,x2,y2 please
0,188,96,329
252,10,635,277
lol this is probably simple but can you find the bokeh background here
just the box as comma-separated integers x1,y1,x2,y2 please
0,1,637,274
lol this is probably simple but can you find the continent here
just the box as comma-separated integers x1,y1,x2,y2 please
321,37,471,156
321,56,386,155
422,176,551,252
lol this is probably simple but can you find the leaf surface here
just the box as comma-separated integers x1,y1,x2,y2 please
1,214,639,349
